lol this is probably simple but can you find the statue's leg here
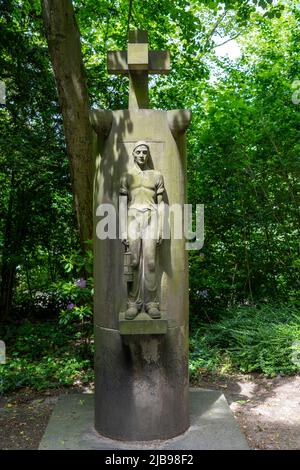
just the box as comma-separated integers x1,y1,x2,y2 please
126,212,142,318
143,211,161,319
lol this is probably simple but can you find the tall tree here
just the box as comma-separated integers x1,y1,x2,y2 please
41,0,278,247
41,0,93,247
0,0,78,320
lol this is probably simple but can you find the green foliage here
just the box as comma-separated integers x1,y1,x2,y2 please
54,248,93,359
11,247,94,320
190,304,300,377
0,246,94,393
1,303,298,394
12,288,66,319
0,320,94,393
0,0,79,319
61,243,93,275
188,2,300,317
57,280,93,324
1,0,296,319
0,0,299,389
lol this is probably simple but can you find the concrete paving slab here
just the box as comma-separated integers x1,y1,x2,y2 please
39,389,248,450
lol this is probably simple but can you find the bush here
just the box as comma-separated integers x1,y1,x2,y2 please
12,289,67,319
0,320,94,394
2,303,299,394
190,303,300,377
0,249,95,394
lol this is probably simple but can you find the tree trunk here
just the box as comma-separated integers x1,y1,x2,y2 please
0,170,17,322
0,263,17,322
41,0,93,247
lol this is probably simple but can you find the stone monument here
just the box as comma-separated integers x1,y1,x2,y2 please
91,29,191,441
39,29,249,451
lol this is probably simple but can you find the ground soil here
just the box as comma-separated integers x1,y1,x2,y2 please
0,374,299,450
193,373,300,450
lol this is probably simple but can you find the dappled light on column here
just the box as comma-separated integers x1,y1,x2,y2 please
92,29,191,441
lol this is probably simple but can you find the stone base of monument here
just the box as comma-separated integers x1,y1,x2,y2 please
119,311,168,335
39,389,249,450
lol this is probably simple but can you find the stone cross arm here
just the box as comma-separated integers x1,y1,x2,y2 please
107,50,170,75
107,30,170,109
107,30,170,75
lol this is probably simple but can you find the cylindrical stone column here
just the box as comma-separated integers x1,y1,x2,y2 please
93,108,191,440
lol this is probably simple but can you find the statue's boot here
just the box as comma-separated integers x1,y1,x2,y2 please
125,305,139,320
146,302,161,319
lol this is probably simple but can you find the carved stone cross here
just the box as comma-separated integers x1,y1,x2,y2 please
107,30,170,109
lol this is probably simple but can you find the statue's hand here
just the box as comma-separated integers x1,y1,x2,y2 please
122,238,129,248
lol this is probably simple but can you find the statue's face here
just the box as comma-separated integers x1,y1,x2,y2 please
133,145,149,166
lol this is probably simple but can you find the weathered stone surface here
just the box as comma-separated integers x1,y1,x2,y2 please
127,43,148,69
120,142,165,318
107,31,170,110
92,30,191,441
93,108,191,439
39,391,249,450
108,29,170,77
128,30,148,43
119,312,168,335
107,51,171,75
94,325,189,440
93,109,190,331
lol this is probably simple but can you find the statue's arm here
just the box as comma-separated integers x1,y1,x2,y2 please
157,194,164,245
119,174,128,246
156,175,165,245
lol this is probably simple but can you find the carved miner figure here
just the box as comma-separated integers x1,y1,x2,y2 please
119,141,165,320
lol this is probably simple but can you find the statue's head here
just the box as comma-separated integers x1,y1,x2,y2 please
133,141,149,167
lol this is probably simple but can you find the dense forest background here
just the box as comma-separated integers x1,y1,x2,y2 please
0,0,299,392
